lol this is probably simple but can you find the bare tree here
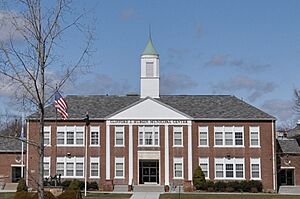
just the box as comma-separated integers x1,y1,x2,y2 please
294,89,300,115
0,0,93,198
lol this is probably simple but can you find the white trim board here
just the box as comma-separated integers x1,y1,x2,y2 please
107,98,191,120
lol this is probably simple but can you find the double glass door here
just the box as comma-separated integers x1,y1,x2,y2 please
139,160,159,184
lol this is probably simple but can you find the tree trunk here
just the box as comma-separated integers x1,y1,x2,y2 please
38,105,45,199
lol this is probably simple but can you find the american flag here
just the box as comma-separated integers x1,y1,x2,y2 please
54,91,68,120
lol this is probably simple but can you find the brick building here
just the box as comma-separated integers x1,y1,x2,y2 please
277,123,300,190
26,37,277,192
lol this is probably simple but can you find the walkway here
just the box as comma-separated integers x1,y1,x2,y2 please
130,192,161,199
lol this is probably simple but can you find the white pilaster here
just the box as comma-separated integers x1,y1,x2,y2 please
164,124,169,185
106,124,110,180
128,125,133,185
188,123,192,181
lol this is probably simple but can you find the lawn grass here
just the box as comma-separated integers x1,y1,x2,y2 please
84,192,132,199
0,192,132,199
0,192,15,199
160,193,300,199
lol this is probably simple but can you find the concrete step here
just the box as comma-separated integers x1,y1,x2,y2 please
279,186,300,195
133,185,164,192
3,183,18,191
113,185,128,192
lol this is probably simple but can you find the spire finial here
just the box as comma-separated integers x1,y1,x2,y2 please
149,24,152,40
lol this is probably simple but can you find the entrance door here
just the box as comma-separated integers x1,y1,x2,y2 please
280,169,294,186
139,160,159,184
11,167,21,182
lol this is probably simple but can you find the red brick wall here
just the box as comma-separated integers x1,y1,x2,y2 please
279,155,300,186
0,152,26,183
27,120,275,191
192,121,275,191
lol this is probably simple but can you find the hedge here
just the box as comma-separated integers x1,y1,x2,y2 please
194,180,263,192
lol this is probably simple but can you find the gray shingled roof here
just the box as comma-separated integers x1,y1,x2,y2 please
288,124,300,138
278,139,300,154
0,132,23,152
29,95,275,120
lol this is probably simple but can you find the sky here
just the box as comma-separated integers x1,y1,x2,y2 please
0,0,300,127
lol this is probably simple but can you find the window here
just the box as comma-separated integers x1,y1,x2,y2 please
56,126,85,146
115,126,124,146
44,126,51,146
56,157,84,178
146,62,154,77
250,158,261,179
199,126,208,147
44,157,50,177
115,157,124,178
199,157,209,179
174,157,183,179
173,126,183,146
214,158,245,179
138,126,159,146
90,126,100,146
250,127,260,147
214,126,244,147
90,157,100,178
215,164,223,178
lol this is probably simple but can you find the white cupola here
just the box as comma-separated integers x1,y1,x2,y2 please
140,36,160,98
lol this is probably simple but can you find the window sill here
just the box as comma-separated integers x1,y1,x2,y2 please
114,177,125,179
173,177,184,180
114,145,125,147
198,145,209,148
214,177,245,180
213,146,245,148
57,145,85,147
89,177,100,179
60,176,84,179
250,178,261,180
249,146,261,148
89,145,101,147
138,145,160,147
172,145,184,148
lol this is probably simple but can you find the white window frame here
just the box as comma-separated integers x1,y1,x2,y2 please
199,157,209,179
214,126,244,147
56,126,85,147
250,158,261,180
90,157,100,178
90,126,100,146
214,157,245,180
250,126,260,147
115,126,125,147
199,126,209,147
173,157,184,179
173,126,183,147
138,126,160,147
56,157,84,178
43,157,51,177
115,157,125,179
44,126,51,146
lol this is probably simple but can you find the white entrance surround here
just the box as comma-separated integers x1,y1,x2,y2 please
165,124,169,185
128,124,133,185
106,124,110,180
138,151,160,185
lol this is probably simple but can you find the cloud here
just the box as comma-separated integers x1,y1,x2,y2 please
261,99,297,124
206,54,228,66
206,54,271,72
66,73,132,95
0,11,26,42
211,75,276,102
120,8,135,20
160,73,198,94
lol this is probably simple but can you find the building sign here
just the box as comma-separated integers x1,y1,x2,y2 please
108,120,189,125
